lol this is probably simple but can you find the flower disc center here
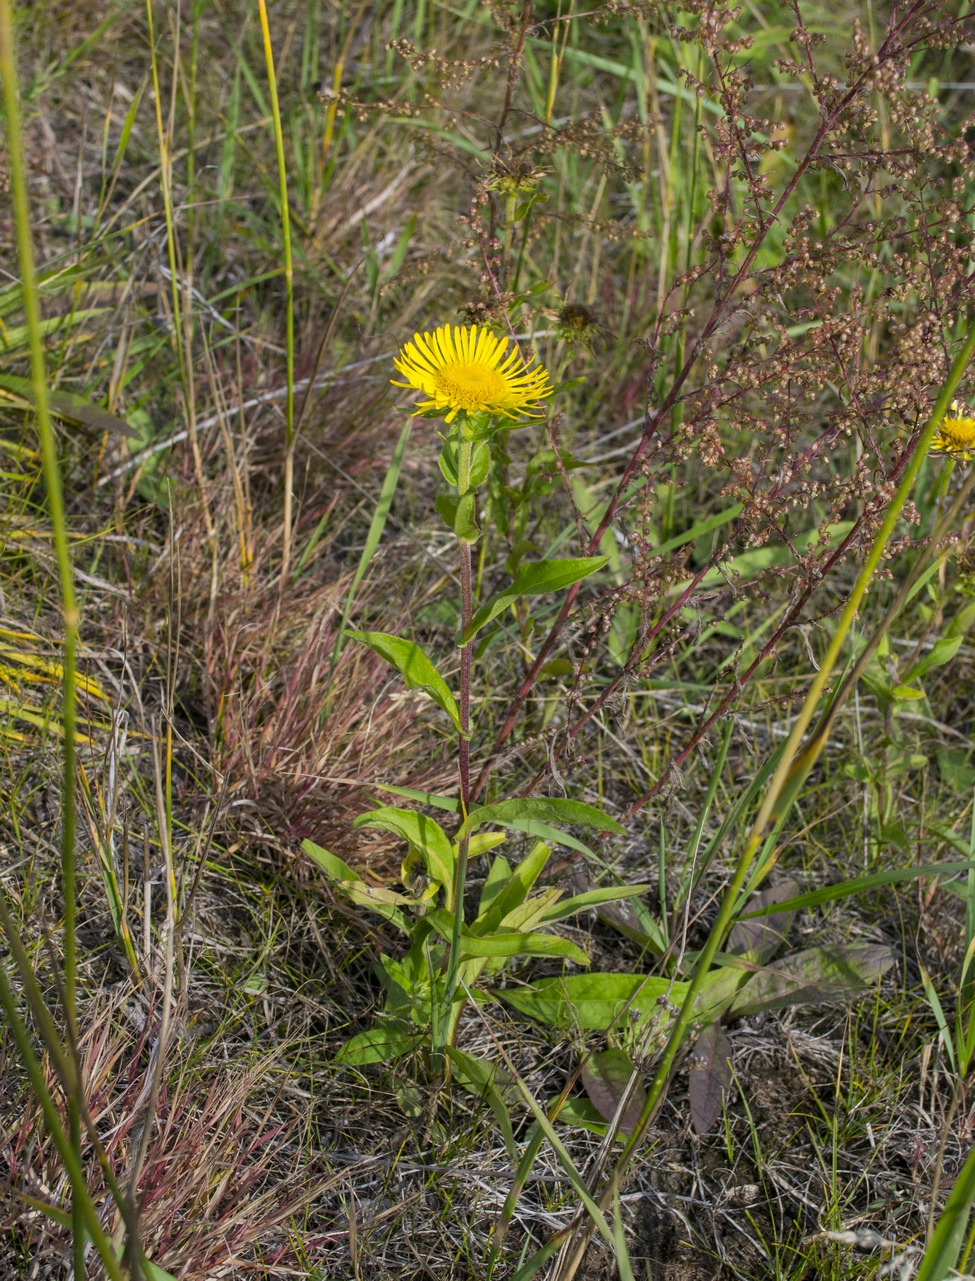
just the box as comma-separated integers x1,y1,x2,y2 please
940,417,975,451
434,362,508,409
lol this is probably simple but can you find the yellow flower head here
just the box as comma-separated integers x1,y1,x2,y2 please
392,324,553,425
931,399,975,461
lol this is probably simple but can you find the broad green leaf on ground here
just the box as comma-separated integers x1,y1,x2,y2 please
500,973,688,1029
688,1023,733,1135
462,556,607,642
581,1048,646,1135
727,943,895,1018
335,1024,417,1066
343,630,461,732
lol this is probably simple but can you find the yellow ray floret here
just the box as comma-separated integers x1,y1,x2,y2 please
931,399,975,461
392,324,553,424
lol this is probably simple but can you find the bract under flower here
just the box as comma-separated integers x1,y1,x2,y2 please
391,324,553,425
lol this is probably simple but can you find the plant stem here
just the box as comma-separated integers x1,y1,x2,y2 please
439,538,473,1068
257,0,296,586
0,4,83,1273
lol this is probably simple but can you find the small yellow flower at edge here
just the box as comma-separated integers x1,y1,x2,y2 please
931,399,975,461
391,324,554,424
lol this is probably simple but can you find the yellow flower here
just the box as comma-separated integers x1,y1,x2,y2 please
931,399,975,460
391,324,553,424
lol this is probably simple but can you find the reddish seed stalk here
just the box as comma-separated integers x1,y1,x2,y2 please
470,7,941,806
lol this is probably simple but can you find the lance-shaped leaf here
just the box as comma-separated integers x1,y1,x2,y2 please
335,1024,417,1066
500,973,688,1029
538,882,652,924
688,1023,733,1135
463,796,624,839
728,943,895,1018
353,807,455,901
425,909,590,964
461,556,607,643
302,839,410,932
581,1048,647,1136
473,840,551,932
344,630,462,733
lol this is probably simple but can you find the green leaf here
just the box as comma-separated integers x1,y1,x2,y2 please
478,853,513,915
462,556,607,642
0,372,139,438
464,797,624,838
374,783,459,813
460,928,588,964
581,1048,646,1136
901,634,964,685
474,840,551,931
344,630,461,733
335,1025,417,1066
354,807,455,898
500,973,688,1029
330,417,411,651
302,840,411,932
891,684,927,701
302,839,358,882
538,882,652,924
446,1047,519,1160
594,897,668,954
439,438,490,489
728,943,895,1018
737,860,975,918
436,490,480,543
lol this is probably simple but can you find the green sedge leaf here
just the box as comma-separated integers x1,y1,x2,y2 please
343,630,462,733
462,556,607,643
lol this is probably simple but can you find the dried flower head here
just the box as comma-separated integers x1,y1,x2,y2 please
392,324,553,424
487,155,547,196
931,399,975,460
557,303,601,348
